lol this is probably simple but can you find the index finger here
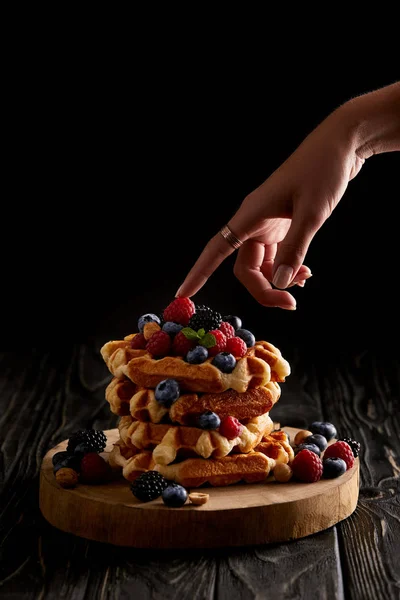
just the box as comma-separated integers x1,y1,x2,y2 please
175,226,243,298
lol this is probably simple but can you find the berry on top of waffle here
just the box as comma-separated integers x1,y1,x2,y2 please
101,299,291,393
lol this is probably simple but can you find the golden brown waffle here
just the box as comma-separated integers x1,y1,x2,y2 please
248,341,290,383
117,413,274,465
105,377,139,416
109,443,275,487
254,430,295,464
169,382,280,425
155,452,276,487
105,377,281,424
108,443,155,481
101,336,290,393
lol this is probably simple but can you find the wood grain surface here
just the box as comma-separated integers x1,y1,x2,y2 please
1,339,399,599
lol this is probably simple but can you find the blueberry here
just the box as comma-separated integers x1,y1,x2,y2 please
154,379,180,407
138,313,161,333
197,411,221,430
323,457,347,478
53,454,81,474
211,352,236,373
310,421,337,442
235,328,256,347
295,442,321,457
162,483,188,508
304,433,328,451
52,451,70,466
223,315,242,331
72,442,92,456
162,321,183,337
186,345,208,364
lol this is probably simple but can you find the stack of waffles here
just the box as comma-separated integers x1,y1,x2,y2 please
100,328,294,488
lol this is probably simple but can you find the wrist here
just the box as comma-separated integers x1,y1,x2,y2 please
335,82,400,159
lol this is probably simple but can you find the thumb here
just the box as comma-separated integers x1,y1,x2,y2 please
272,211,323,289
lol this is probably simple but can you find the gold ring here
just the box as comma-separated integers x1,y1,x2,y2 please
219,224,243,250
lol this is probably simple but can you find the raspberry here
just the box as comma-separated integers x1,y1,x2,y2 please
292,448,323,483
172,330,196,356
225,336,247,357
219,416,243,439
219,321,235,339
338,437,361,458
323,441,355,469
207,330,227,357
163,298,195,326
130,333,147,349
146,331,172,357
80,453,111,484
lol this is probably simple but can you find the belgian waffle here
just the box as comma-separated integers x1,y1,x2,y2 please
117,413,274,465
109,444,275,487
101,337,289,393
105,377,281,424
155,453,276,487
108,443,155,481
254,430,294,464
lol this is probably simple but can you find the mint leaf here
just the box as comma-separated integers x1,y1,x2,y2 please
200,333,216,349
197,328,206,338
181,327,200,341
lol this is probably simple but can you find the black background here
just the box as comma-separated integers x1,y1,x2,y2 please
2,58,399,355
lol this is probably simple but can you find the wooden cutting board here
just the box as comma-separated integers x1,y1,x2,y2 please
39,427,359,549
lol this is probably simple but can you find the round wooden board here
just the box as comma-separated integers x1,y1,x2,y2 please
39,427,359,549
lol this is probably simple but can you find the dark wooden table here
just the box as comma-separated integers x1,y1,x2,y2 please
1,335,399,600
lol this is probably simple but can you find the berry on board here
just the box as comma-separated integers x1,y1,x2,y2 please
162,483,188,508
292,449,323,483
80,453,111,484
338,437,361,458
304,433,328,452
323,457,347,479
323,441,355,469
310,421,337,441
295,442,321,457
67,429,107,454
130,471,168,502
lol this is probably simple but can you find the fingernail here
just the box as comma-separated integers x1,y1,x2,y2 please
175,286,184,297
272,265,294,289
280,303,296,310
296,280,305,288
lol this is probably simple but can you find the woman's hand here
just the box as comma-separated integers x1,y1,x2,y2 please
176,82,399,309
176,105,363,309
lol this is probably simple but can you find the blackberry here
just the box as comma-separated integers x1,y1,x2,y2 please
130,471,168,502
189,305,222,333
338,437,361,458
66,429,107,454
